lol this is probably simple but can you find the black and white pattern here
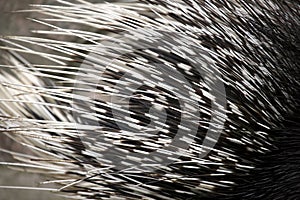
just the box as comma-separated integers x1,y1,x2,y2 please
0,0,299,199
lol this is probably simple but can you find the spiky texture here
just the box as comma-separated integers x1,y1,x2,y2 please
0,0,299,199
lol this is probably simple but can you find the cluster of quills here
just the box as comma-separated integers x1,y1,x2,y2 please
0,0,299,199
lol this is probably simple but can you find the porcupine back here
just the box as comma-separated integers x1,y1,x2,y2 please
0,0,299,199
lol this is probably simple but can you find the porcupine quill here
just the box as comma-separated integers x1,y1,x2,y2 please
0,0,299,199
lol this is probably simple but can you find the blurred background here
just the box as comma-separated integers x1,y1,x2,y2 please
0,0,65,199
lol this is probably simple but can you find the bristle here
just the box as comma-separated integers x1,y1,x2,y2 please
0,0,299,199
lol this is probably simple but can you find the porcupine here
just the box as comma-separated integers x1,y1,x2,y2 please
0,0,299,199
